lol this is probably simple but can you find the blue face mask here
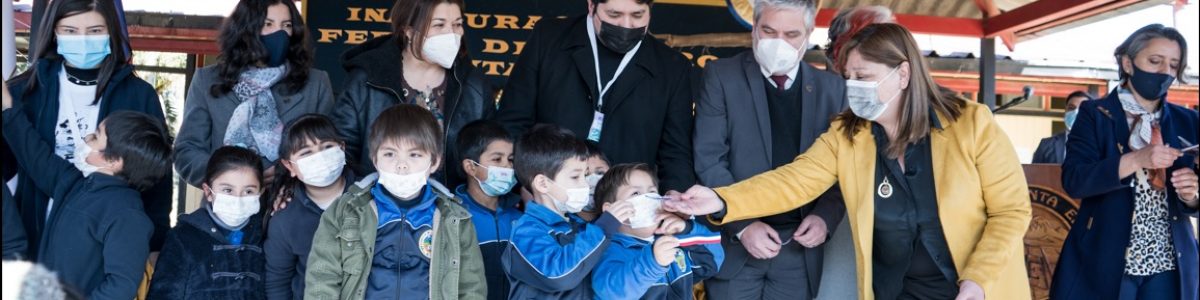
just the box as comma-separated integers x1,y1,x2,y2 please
260,30,290,67
1063,109,1079,130
56,35,111,69
471,161,516,197
1128,63,1174,100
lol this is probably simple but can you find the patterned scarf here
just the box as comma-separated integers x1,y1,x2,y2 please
224,65,286,162
1118,88,1166,190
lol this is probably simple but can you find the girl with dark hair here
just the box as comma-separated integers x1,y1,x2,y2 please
149,146,268,300
0,0,172,261
333,0,494,189
263,114,354,300
174,0,334,190
1052,24,1198,300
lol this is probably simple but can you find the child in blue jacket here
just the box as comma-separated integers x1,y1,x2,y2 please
454,120,522,300
502,125,635,299
590,163,723,300
3,82,172,300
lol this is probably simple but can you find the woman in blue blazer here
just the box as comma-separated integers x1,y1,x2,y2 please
1052,24,1198,300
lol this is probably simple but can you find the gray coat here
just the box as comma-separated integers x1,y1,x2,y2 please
693,51,848,298
174,65,334,186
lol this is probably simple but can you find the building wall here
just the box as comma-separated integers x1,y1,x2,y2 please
995,114,1055,164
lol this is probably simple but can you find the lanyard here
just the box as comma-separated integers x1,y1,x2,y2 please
585,14,642,111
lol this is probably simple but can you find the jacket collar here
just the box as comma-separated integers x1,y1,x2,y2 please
372,182,438,228
454,184,521,213
524,202,570,225
563,15,663,113
341,35,470,102
611,233,653,248
34,58,135,96
180,206,264,244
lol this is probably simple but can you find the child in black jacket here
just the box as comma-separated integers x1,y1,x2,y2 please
2,82,173,300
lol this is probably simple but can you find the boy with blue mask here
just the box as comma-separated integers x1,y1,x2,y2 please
454,120,523,300
503,124,636,299
305,104,485,299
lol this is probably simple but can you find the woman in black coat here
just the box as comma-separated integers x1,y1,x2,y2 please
332,0,493,188
1,0,171,258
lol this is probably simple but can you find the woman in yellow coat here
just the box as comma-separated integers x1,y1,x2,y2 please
666,23,1031,300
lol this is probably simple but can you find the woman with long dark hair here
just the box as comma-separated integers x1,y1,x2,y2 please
1051,24,1197,300
333,0,493,188
174,0,333,190
1,0,172,260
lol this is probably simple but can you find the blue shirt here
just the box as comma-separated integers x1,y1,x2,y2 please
365,183,438,300
455,185,523,300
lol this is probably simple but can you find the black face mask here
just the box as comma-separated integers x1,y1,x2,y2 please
260,30,290,67
597,19,646,54
1128,63,1175,100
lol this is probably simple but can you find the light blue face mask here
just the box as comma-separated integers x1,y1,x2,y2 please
57,35,111,69
1063,109,1079,130
472,161,516,197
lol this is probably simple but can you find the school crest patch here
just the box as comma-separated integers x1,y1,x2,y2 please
674,250,687,272
419,230,434,258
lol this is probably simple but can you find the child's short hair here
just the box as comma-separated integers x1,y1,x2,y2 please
278,114,343,160
102,111,173,191
456,120,512,175
514,124,589,187
584,140,608,163
205,146,265,186
592,163,657,208
369,104,443,165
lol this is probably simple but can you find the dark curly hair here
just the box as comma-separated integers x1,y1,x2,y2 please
210,0,313,98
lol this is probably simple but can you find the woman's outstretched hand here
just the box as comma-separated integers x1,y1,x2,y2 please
662,185,725,216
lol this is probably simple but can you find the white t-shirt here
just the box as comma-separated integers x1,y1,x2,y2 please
48,68,101,218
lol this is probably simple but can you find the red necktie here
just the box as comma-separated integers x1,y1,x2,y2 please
1149,122,1166,190
770,75,788,92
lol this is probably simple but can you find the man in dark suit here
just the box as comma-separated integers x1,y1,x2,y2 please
1033,91,1094,164
494,0,695,192
693,0,846,298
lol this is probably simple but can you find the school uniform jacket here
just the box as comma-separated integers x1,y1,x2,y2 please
592,220,723,300
501,202,622,300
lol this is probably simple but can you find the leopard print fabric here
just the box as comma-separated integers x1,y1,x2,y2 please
1124,169,1177,276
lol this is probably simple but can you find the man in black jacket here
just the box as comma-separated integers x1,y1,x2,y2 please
494,0,696,193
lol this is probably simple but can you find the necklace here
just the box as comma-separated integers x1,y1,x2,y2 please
66,73,99,86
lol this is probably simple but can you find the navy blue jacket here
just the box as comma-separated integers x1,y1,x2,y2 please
592,221,723,300
502,202,621,300
2,58,172,256
3,105,152,300
148,209,266,300
2,184,26,260
455,185,523,300
365,184,439,299
1052,89,1199,300
264,173,354,300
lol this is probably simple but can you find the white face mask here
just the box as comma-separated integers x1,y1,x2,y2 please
753,37,804,75
421,33,461,69
295,147,347,187
847,67,901,121
625,193,663,229
211,193,260,227
73,142,101,177
547,180,591,214
378,168,428,199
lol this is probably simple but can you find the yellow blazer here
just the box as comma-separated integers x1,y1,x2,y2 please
713,101,1031,300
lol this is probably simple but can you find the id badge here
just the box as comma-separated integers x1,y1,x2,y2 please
587,111,605,142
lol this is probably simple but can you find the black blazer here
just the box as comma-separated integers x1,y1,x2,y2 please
495,15,696,192
1032,132,1067,164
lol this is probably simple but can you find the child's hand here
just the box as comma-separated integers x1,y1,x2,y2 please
652,235,681,267
604,200,636,223
654,213,687,235
2,81,12,111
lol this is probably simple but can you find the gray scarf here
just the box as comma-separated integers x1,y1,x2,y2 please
224,65,286,161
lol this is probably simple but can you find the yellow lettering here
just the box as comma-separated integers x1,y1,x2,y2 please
345,30,369,44
365,8,390,23
513,41,527,56
465,13,490,29
480,61,506,76
317,29,343,43
369,31,391,39
346,7,362,21
482,39,510,54
524,15,542,29
494,14,519,29
697,55,718,68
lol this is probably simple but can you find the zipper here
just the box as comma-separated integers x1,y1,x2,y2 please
211,272,262,281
